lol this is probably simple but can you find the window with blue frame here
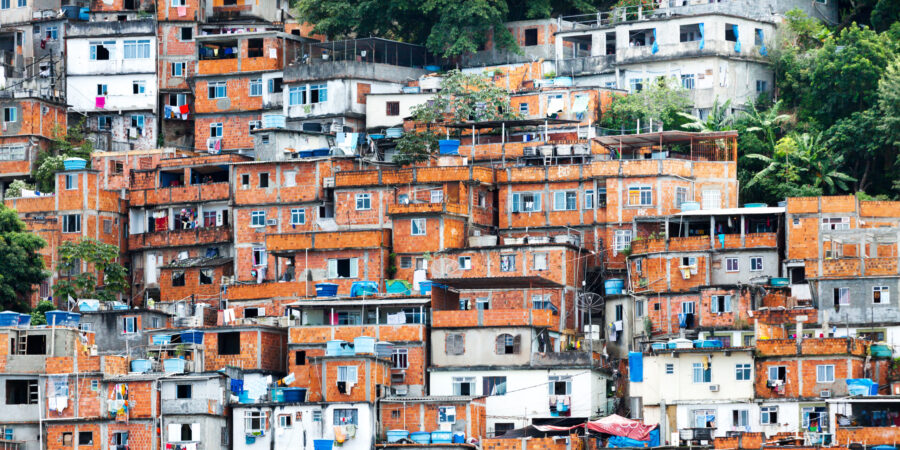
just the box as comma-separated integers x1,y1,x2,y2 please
309,84,327,103
124,39,151,59
3,107,16,123
130,115,144,130
288,86,305,105
89,41,114,60
290,208,305,225
1,0,10,9
249,78,262,97
207,81,226,99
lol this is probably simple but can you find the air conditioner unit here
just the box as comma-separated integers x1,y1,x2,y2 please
820,390,832,398
709,384,720,392
266,218,277,226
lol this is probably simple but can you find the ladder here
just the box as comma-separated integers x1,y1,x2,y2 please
17,331,26,355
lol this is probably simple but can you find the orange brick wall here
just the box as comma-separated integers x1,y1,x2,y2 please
203,329,286,371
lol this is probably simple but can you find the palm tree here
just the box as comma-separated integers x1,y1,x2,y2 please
743,99,792,151
744,132,855,195
796,132,855,194
678,98,735,132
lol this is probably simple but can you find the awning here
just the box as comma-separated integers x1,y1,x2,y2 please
533,414,658,441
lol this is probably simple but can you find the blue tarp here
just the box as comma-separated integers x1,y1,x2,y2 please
629,352,643,383
608,428,660,448
351,281,379,297
699,23,705,50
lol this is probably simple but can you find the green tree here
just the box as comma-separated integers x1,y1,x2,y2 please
878,56,900,150
393,70,519,165
744,133,854,200
678,98,734,132
31,119,93,194
4,179,32,198
53,238,128,303
600,77,690,132
29,300,55,326
742,100,791,152
0,204,48,312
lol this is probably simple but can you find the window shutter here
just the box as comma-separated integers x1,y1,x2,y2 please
725,295,732,312
710,297,718,313
513,335,521,354
191,424,200,441
496,335,505,354
327,260,337,278
511,193,520,212
167,424,180,441
349,258,359,278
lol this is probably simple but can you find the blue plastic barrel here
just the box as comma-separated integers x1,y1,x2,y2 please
181,330,203,344
0,312,19,326
283,388,307,402
313,440,333,450
354,336,376,354
432,431,452,443
410,432,431,444
16,313,30,327
63,158,86,171
131,359,151,373
163,358,185,373
419,281,433,295
452,433,465,443
387,430,409,443
604,279,624,295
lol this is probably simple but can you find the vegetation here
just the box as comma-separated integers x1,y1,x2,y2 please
293,0,617,58
600,77,691,132
393,69,519,165
29,300,56,326
53,238,128,303
0,204,48,312
32,120,93,193
5,180,32,198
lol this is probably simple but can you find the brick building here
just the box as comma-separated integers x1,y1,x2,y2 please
0,94,67,194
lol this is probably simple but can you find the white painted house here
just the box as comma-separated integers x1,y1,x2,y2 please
231,402,375,450
66,19,158,150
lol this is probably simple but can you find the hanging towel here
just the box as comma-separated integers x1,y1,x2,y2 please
176,6,186,16
95,96,105,108
699,23,705,50
179,104,189,114
651,29,658,54
678,313,687,328
732,25,741,52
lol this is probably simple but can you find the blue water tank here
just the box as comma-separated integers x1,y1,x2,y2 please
604,279,624,295
438,140,460,155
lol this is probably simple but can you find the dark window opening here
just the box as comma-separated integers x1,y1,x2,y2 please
180,424,192,441
291,30,301,36
494,423,515,437
269,77,283,93
295,350,306,365
172,271,185,287
615,304,623,322
176,384,192,399
6,380,38,404
680,24,702,42
259,173,269,188
790,267,806,284
524,29,538,46
241,174,250,187
725,24,737,42
336,259,351,278
199,269,213,285
243,308,259,318
605,32,616,55
78,432,93,445
218,332,240,355
26,335,46,355
386,101,400,116
180,27,192,41
123,0,135,9
95,44,111,60
248,39,264,58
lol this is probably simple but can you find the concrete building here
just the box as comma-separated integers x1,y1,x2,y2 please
79,307,171,354
65,19,158,151
160,373,229,450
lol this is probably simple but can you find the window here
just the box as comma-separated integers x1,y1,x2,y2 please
474,297,489,310
290,208,305,225
309,84,327,103
874,286,890,304
452,377,475,395
62,433,72,445
389,348,409,369
62,214,81,233
0,0,8,7
733,410,749,428
548,376,572,395
89,41,114,60
218,332,240,355
821,217,850,230
702,190,721,210
711,295,732,313
123,316,137,333
510,192,541,212
756,80,768,93
356,193,372,210
171,62,186,77
496,334,520,354
725,258,739,272
629,78,645,93
278,415,292,428
171,0,185,6
171,270,185,286
6,380,38,404
294,350,306,366
129,80,146,95
79,432,93,445
750,257,763,271
532,294,554,311
628,186,652,206
761,406,778,425
249,78,262,97
252,247,266,267
179,26,193,41
736,363,751,381
519,103,529,115
533,253,548,271
584,190,595,209
615,304,623,321
665,364,674,374
109,431,126,447
386,101,400,116
635,300,644,317
682,301,695,314
327,258,359,278
245,411,264,433
97,84,108,96
614,230,632,254
802,406,828,430
675,187,689,208
681,74,695,90
399,257,412,269
458,256,471,270
200,269,213,285
483,376,506,395
176,384,192,399
768,366,786,382
833,287,849,306
131,115,145,131
337,365,357,384
65,173,78,190
817,364,835,383
500,254,516,272
2,107,16,123
250,210,266,227
0,145,25,161
524,28,538,46
203,122,222,142
208,81,227,99
257,172,269,188
240,174,250,187
553,191,577,211
123,39,151,59
445,333,464,355
725,24,738,42
692,362,711,383
411,218,426,236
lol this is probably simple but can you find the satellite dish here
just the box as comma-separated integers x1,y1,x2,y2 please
431,257,462,279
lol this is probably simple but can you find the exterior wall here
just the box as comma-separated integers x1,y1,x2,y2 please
630,351,755,406
379,400,487,441
79,310,169,353
431,327,535,368
162,415,225,450
0,97,66,180
203,328,286,372
365,92,433,129
232,403,374,450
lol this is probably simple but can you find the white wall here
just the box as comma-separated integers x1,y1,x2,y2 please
630,351,755,406
66,36,157,76
430,369,606,433
67,73,157,112
284,79,404,119
232,403,374,450
365,93,434,129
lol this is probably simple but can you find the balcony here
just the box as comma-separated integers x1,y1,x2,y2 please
288,323,425,344
335,166,493,188
266,229,391,253
630,233,778,255
388,202,467,216
432,309,557,330
129,182,230,207
128,226,232,250
756,338,868,358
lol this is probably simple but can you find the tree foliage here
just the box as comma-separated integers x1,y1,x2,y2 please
0,204,47,312
5,180,32,199
29,300,55,326
600,77,690,131
293,0,613,58
31,119,93,193
53,238,128,303
393,70,519,165
678,98,734,132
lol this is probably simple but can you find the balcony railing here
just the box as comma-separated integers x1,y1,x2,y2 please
128,182,230,206
432,309,557,330
631,233,777,255
128,225,232,250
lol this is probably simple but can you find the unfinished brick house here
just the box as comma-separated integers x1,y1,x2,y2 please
156,0,202,150
3,169,127,307
0,94,67,194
